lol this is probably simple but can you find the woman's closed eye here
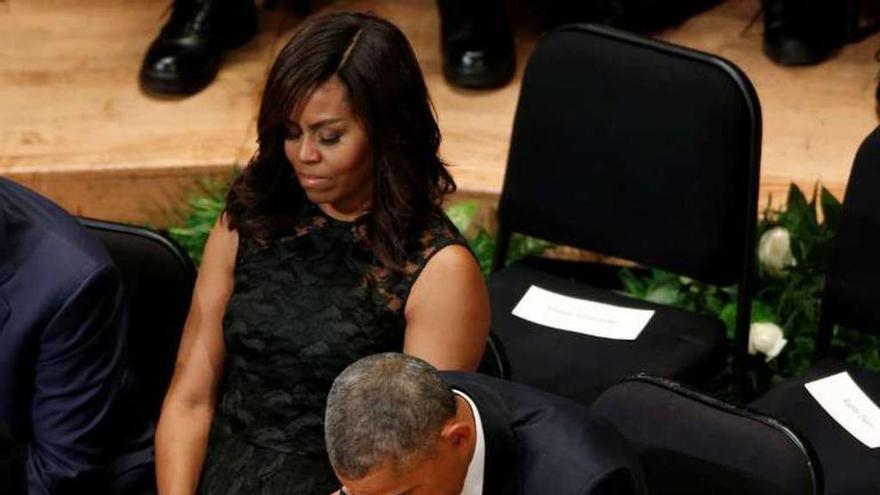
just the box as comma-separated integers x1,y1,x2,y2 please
283,127,341,146
318,132,342,145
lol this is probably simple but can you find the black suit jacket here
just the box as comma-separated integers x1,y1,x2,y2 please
441,372,646,495
0,178,153,494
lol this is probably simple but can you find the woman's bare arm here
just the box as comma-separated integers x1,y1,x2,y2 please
155,217,238,495
403,244,490,371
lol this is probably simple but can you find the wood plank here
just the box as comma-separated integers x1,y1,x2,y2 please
1,1,267,172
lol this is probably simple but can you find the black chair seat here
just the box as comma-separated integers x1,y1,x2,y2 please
594,375,821,495
491,262,726,404
751,359,880,495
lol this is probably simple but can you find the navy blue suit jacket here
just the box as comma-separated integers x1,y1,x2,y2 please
0,178,153,494
441,372,646,495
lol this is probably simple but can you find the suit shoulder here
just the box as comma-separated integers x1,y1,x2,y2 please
1,179,116,303
1,179,112,271
441,373,639,494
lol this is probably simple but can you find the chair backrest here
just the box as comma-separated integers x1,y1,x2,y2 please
592,375,821,495
818,127,880,349
495,23,761,288
79,218,196,422
477,331,509,379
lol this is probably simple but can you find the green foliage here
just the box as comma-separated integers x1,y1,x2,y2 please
617,183,880,378
169,189,549,275
619,269,732,316
167,177,230,266
440,200,550,277
444,200,480,234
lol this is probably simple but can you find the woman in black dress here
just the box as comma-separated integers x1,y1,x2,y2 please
154,12,490,495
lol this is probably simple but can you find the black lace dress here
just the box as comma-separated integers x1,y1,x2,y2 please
198,204,466,495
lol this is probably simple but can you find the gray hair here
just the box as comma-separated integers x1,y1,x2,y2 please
325,353,457,479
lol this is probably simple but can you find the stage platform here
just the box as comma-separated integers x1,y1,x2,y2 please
2,0,878,225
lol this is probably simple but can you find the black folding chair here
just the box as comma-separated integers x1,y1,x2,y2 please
593,375,821,495
477,331,509,379
489,23,762,404
79,218,196,422
750,127,880,495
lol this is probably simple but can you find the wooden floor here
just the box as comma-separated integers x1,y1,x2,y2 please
1,0,879,224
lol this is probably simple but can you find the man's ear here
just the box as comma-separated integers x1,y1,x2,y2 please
439,420,472,449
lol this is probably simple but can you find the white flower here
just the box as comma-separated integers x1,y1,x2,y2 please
748,322,788,362
758,227,796,278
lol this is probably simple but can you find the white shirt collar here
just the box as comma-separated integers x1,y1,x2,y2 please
453,390,485,495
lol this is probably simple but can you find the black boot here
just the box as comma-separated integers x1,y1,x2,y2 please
437,0,516,89
762,0,848,66
140,0,258,96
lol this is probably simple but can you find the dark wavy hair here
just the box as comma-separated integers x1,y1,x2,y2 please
224,11,456,269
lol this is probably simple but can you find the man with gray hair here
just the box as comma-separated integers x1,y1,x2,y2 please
325,353,645,495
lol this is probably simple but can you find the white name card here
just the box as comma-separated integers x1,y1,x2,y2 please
511,285,654,340
804,371,880,449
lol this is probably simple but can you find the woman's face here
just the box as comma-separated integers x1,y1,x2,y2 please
284,76,373,220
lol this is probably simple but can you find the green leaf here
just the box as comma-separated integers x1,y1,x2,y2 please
618,268,647,297
468,230,495,278
808,182,819,212
166,176,231,266
781,183,818,239
786,183,810,216
444,200,478,235
704,291,725,314
719,302,737,338
751,299,778,324
507,234,550,262
761,192,775,224
820,187,842,233
644,278,682,305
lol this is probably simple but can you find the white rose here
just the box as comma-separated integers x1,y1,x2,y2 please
758,227,796,278
748,322,788,362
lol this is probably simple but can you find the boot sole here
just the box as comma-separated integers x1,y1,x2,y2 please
443,55,516,90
